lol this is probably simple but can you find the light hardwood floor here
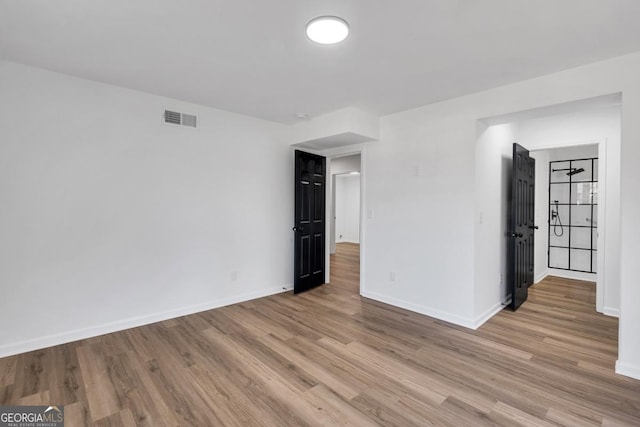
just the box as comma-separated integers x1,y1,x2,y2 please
1,242,639,425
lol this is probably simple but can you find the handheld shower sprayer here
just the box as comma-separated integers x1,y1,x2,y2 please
552,200,563,237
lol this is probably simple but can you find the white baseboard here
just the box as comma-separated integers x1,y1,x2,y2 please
603,307,620,318
616,360,640,380
361,290,476,329
472,302,505,329
361,290,503,330
0,286,289,359
547,268,596,282
536,269,598,284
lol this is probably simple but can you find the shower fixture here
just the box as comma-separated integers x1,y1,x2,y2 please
552,167,585,176
548,157,598,274
552,200,563,237
567,167,585,176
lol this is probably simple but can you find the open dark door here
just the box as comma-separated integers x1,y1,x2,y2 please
508,143,537,310
293,150,326,294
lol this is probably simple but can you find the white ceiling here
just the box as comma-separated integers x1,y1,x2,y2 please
2,1,640,124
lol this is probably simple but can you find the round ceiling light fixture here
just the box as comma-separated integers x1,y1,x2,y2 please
306,16,349,44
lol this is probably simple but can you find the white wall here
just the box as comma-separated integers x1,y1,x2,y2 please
531,149,550,281
335,174,360,243
364,51,640,379
619,88,640,381
0,60,291,357
474,122,517,320
364,107,478,327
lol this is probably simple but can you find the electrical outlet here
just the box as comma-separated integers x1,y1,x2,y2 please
389,271,396,282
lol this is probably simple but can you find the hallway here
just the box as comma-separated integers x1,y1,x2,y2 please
330,242,360,294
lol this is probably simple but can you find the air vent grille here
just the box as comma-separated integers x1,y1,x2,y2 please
163,109,197,128
164,110,182,125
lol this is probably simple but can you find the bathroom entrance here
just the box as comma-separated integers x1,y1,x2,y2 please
530,143,600,285
476,92,620,317
548,156,598,274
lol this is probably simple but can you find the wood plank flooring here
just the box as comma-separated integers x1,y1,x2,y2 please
1,242,639,425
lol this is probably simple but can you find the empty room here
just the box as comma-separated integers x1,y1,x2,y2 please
1,1,640,426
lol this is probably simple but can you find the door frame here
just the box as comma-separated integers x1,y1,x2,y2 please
529,138,608,314
323,146,366,294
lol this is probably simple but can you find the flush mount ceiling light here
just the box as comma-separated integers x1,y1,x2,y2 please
306,16,349,44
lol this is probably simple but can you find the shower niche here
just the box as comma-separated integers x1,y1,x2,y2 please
548,157,598,273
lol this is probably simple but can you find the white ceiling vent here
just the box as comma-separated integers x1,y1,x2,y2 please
164,109,197,128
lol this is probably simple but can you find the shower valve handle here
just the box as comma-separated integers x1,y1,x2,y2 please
529,225,539,230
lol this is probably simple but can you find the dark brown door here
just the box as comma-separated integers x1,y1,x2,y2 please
509,143,536,310
293,150,326,294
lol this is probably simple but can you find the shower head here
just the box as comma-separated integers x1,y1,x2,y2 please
552,167,586,176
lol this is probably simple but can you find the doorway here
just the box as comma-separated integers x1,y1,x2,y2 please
475,94,620,318
328,153,362,293
531,145,600,284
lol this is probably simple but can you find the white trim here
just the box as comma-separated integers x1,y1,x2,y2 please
596,139,607,313
0,286,288,358
603,307,620,318
616,360,640,380
473,302,505,329
528,138,602,152
361,290,476,329
320,143,367,158
359,147,367,295
330,174,337,254
323,147,366,294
